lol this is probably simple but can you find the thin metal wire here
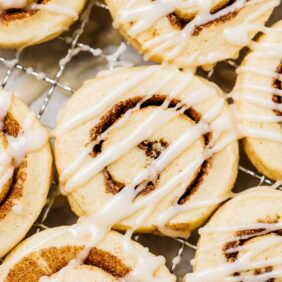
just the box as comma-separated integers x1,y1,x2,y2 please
239,165,273,185
171,242,185,272
174,238,197,250
1,51,20,88
0,0,278,277
37,1,95,118
0,56,75,93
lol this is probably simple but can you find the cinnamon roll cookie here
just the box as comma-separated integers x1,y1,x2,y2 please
0,226,175,281
0,89,52,258
0,0,86,48
185,187,282,282
105,0,278,68
233,20,282,181
55,66,239,238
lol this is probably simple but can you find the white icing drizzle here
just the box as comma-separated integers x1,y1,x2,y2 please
238,113,282,123
121,237,171,282
113,0,279,65
237,66,282,80
7,111,49,166
223,24,259,47
249,41,282,62
200,222,282,234
236,95,281,112
143,0,245,61
237,85,282,97
222,0,280,46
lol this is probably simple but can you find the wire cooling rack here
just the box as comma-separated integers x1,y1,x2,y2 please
0,1,280,280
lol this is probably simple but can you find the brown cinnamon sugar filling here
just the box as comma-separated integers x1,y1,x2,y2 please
89,94,213,203
0,0,48,22
272,60,282,126
222,217,282,281
0,112,27,220
178,159,212,204
138,139,168,159
103,169,125,194
167,0,241,36
5,245,131,282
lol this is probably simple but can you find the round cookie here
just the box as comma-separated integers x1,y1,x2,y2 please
0,89,52,258
186,187,282,281
0,226,175,281
105,0,278,68
55,66,239,238
0,0,87,48
233,20,282,181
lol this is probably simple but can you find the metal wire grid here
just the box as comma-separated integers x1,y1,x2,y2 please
0,0,279,279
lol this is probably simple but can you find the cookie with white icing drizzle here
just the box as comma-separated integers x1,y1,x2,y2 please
185,187,282,282
0,226,175,281
105,0,279,68
55,66,239,238
0,0,87,48
0,89,52,258
233,20,282,181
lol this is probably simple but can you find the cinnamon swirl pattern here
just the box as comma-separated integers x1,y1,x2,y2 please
0,89,52,258
0,0,86,48
55,66,239,238
0,226,175,281
233,20,282,181
105,0,279,68
185,187,282,282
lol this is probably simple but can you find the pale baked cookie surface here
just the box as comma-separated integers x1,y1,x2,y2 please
0,90,52,258
234,20,282,181
0,226,175,281
0,0,87,48
105,0,278,68
185,187,282,281
55,66,239,238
